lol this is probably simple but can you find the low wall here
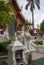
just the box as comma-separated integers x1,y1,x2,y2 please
30,40,44,53
36,45,44,53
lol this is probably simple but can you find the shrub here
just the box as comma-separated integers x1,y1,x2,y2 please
0,41,11,52
34,40,43,45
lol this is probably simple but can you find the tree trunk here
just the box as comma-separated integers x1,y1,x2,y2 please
32,9,34,35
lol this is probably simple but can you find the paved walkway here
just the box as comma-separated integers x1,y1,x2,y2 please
29,40,44,60
32,52,44,60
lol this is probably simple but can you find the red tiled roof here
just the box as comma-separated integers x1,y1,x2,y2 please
34,28,41,33
12,0,21,12
12,0,31,25
16,12,26,23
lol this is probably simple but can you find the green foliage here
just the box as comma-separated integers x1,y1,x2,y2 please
0,0,12,26
40,20,44,34
0,40,11,52
34,40,43,45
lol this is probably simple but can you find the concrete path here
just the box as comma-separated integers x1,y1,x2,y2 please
29,40,44,60
32,52,44,60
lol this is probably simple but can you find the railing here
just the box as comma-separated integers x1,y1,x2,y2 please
0,34,5,42
0,31,10,42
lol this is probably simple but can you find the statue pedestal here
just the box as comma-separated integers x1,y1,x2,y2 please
7,38,25,65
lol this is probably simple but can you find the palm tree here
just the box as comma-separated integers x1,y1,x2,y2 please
25,0,40,35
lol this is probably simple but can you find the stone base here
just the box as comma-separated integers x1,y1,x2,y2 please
6,59,10,65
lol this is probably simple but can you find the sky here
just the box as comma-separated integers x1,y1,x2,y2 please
17,0,44,28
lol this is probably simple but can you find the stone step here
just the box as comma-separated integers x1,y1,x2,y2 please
0,55,8,59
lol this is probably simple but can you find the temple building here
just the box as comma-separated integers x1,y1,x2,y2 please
0,0,31,36
12,0,31,32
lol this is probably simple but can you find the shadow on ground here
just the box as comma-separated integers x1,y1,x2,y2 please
0,58,8,65
0,57,44,65
27,57,44,65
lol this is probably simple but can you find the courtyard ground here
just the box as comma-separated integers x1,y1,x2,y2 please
32,52,44,60
0,52,44,65
0,57,44,65
27,57,44,65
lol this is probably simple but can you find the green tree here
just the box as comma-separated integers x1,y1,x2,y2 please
0,0,12,27
40,20,44,34
25,0,40,35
